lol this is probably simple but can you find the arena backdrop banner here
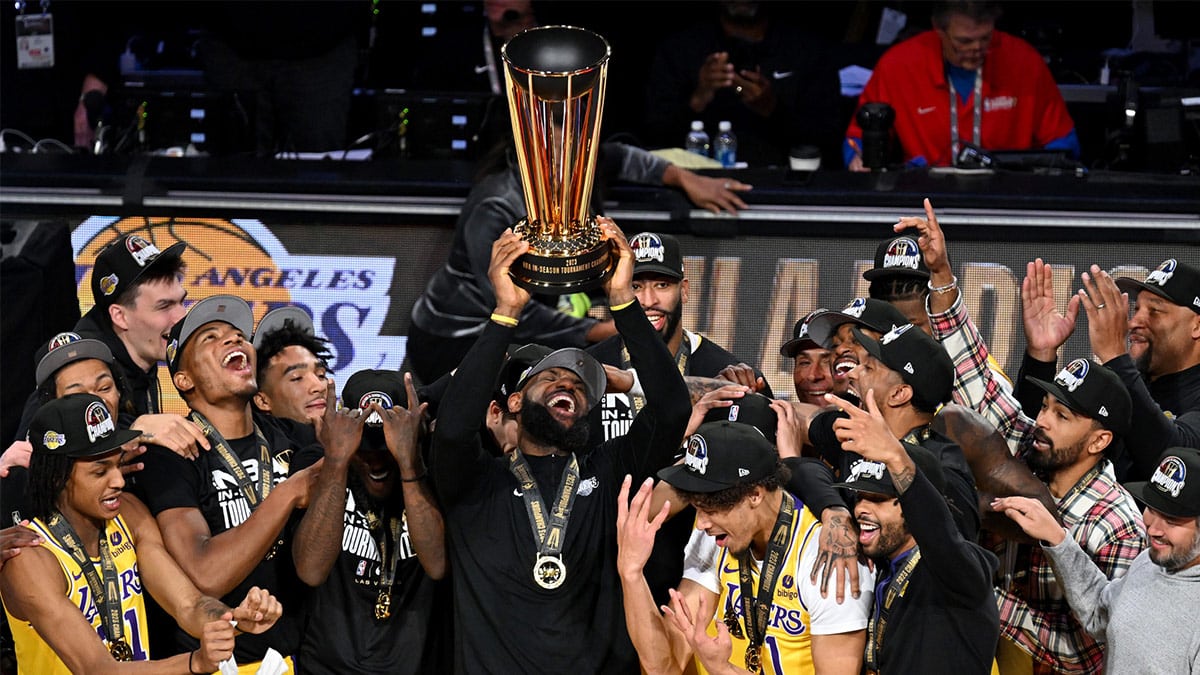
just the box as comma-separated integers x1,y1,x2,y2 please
71,215,1199,412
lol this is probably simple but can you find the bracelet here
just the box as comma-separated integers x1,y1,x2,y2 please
489,312,519,327
400,471,427,483
609,298,636,312
927,275,958,295
189,649,203,675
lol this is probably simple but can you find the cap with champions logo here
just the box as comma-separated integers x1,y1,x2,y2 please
1025,358,1131,435
629,232,685,280
35,332,115,389
805,297,910,349
28,393,141,458
657,421,777,493
832,443,946,496
91,234,185,309
166,295,255,375
863,231,930,281
1115,258,1200,315
853,324,954,412
1124,447,1200,518
342,369,407,427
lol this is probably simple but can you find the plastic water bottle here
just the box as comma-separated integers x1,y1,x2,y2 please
715,120,737,167
685,120,710,157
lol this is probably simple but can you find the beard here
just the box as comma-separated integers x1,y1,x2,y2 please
1026,430,1087,476
1132,343,1153,377
1150,525,1200,572
520,400,590,454
659,302,684,345
863,514,911,560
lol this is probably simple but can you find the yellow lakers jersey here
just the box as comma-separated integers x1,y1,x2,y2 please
700,503,822,675
5,515,150,673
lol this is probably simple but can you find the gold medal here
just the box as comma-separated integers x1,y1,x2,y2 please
109,638,134,661
744,643,761,674
533,554,566,589
374,588,392,620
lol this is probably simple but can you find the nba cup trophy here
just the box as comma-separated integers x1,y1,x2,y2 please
502,25,614,292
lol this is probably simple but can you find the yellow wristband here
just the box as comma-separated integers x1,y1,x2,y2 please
609,299,636,312
490,312,519,327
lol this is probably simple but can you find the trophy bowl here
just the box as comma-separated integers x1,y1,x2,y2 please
502,25,614,293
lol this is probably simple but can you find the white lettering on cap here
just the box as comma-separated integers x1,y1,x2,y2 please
848,458,886,482
125,235,163,268
1055,358,1090,393
882,238,921,271
881,323,913,345
1150,456,1187,498
684,434,709,475
630,232,666,264
85,401,116,443
1146,259,1177,287
842,298,868,318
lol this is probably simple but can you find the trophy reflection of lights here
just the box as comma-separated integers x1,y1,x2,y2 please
502,26,614,292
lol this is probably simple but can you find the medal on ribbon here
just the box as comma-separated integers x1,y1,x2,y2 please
374,588,392,620
109,638,134,662
533,553,566,589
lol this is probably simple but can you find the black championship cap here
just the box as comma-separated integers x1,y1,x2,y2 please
35,332,114,389
91,234,185,309
1115,258,1200,315
863,231,930,281
780,308,829,357
701,392,778,444
252,305,314,352
1124,447,1200,518
805,297,910,349
657,421,777,493
833,442,946,497
1026,358,1131,435
629,231,685,280
342,369,407,427
854,324,954,411
29,393,140,458
166,295,255,375
495,343,554,403
515,347,607,411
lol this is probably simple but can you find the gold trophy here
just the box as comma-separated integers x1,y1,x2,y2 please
502,25,614,292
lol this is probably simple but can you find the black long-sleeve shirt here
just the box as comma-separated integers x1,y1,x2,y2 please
1104,355,1200,481
430,299,690,674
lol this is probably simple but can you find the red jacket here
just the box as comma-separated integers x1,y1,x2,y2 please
846,29,1075,167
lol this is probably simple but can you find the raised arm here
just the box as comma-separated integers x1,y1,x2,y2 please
378,374,446,580
432,229,532,501
291,381,364,586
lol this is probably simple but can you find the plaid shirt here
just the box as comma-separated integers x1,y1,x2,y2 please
929,293,1035,454
996,460,1146,673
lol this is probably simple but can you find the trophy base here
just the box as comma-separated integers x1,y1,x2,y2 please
510,219,614,293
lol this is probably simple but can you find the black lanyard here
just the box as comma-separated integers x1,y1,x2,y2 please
866,548,922,671
734,494,795,674
44,512,133,661
508,451,581,590
188,411,272,509
621,332,690,414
